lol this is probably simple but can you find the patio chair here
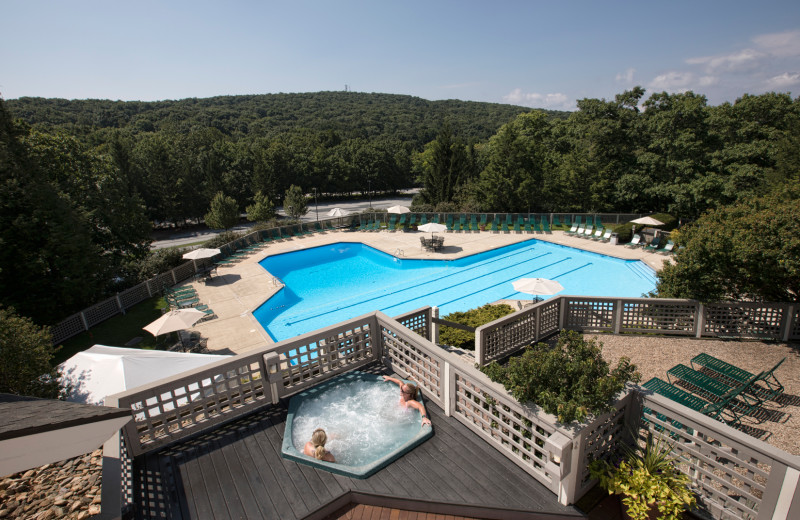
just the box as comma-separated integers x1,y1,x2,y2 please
541,217,551,233
397,214,407,230
659,240,675,254
580,225,594,238
479,213,487,230
490,215,499,233
566,222,579,235
470,214,478,231
590,226,605,240
645,236,663,251
419,214,428,225
642,377,746,427
513,215,522,233
553,215,562,228
409,214,417,228
691,353,785,402
599,229,613,242
624,234,643,248
446,215,454,231
388,215,396,231
668,363,764,414
524,216,534,233
501,218,510,233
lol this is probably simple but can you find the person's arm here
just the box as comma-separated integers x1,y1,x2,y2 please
382,375,402,387
407,399,432,426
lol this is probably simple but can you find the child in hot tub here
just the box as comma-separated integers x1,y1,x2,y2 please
382,375,432,427
304,428,336,462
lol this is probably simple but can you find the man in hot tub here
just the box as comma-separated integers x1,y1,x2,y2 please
382,375,432,427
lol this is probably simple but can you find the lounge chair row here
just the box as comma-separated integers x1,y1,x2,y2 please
643,353,785,428
163,287,217,320
624,234,676,253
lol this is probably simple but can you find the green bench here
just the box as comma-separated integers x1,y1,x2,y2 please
691,353,785,402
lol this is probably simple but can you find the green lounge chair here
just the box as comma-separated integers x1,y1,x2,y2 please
624,234,643,248
524,217,534,233
565,222,579,235
553,215,562,228
408,214,417,228
490,215,499,233
644,236,663,251
446,215,454,231
470,214,478,231
534,216,543,233
479,214,487,230
590,226,604,240
501,219,510,233
643,377,749,427
541,217,551,233
433,214,440,224
513,215,522,233
691,354,785,402
419,214,428,225
397,214,407,230
659,240,675,254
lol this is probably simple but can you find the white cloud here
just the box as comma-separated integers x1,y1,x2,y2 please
648,71,694,91
502,88,572,109
753,30,800,57
615,68,635,84
698,75,718,87
686,48,763,74
765,72,800,89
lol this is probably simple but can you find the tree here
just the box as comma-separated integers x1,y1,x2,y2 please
284,184,308,220
0,307,67,399
656,191,800,302
246,191,275,223
204,191,240,230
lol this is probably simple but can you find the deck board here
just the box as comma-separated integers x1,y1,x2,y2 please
132,371,584,520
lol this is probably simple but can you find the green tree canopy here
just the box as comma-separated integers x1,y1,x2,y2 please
204,191,240,230
0,307,66,398
656,191,800,302
284,184,308,220
245,191,276,223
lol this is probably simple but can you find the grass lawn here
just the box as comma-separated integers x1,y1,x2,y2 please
53,296,174,365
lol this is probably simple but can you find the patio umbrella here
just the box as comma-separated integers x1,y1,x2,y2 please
512,278,564,301
630,216,665,237
326,208,349,217
387,205,411,214
182,248,221,260
417,222,447,236
143,308,207,336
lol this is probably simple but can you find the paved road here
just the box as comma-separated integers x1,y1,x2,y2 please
152,193,415,249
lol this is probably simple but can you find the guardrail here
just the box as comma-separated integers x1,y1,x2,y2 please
476,296,800,366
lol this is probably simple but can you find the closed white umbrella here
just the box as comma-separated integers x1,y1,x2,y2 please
387,205,411,214
512,278,564,301
143,308,207,336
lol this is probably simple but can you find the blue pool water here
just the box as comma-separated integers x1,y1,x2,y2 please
253,240,656,342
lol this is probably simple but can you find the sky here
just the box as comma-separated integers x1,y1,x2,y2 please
2,1,799,111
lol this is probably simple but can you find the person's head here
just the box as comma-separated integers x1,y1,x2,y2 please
311,428,328,460
400,382,418,402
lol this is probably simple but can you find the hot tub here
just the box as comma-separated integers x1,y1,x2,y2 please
281,371,433,478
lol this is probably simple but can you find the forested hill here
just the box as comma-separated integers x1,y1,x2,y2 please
5,92,564,146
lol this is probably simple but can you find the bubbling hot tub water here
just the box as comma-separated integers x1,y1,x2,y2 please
291,378,420,467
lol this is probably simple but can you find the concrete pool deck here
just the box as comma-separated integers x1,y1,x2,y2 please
184,229,673,355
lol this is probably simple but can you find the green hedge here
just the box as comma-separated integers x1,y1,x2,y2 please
439,304,515,350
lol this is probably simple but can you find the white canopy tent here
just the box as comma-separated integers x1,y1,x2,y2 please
60,345,230,406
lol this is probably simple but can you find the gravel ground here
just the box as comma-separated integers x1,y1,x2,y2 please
587,333,800,456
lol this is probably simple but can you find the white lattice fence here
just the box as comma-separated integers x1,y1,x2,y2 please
115,355,268,456
476,298,562,365
448,365,569,496
265,315,379,398
563,297,616,331
640,392,800,520
703,303,790,338
380,313,444,408
620,299,698,334
393,306,432,342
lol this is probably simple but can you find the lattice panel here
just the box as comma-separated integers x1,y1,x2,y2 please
51,314,85,344
704,304,786,338
792,307,800,340
277,323,375,389
482,310,537,364
150,272,176,294
621,301,697,334
119,283,150,310
641,397,772,520
172,261,196,284
453,372,559,491
394,308,430,341
121,359,267,455
381,325,442,404
564,299,615,330
539,300,561,337
84,296,122,327
120,435,134,513
578,405,628,491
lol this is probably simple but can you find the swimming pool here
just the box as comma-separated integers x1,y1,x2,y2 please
253,239,656,342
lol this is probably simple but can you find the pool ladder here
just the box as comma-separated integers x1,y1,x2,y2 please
394,248,405,257
272,276,283,286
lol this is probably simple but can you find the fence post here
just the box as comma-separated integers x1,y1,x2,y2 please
100,430,124,520
695,303,705,338
170,269,177,285
115,293,125,315
431,306,440,344
79,311,90,331
613,299,623,334
559,296,568,330
782,304,795,342
443,360,452,417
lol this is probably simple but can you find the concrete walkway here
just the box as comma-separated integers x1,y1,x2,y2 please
183,229,673,355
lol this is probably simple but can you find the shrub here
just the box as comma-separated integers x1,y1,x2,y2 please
481,330,640,423
439,304,515,350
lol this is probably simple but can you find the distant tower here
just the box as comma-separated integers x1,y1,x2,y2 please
345,84,349,92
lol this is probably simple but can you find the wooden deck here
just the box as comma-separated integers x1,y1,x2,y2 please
132,372,584,520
